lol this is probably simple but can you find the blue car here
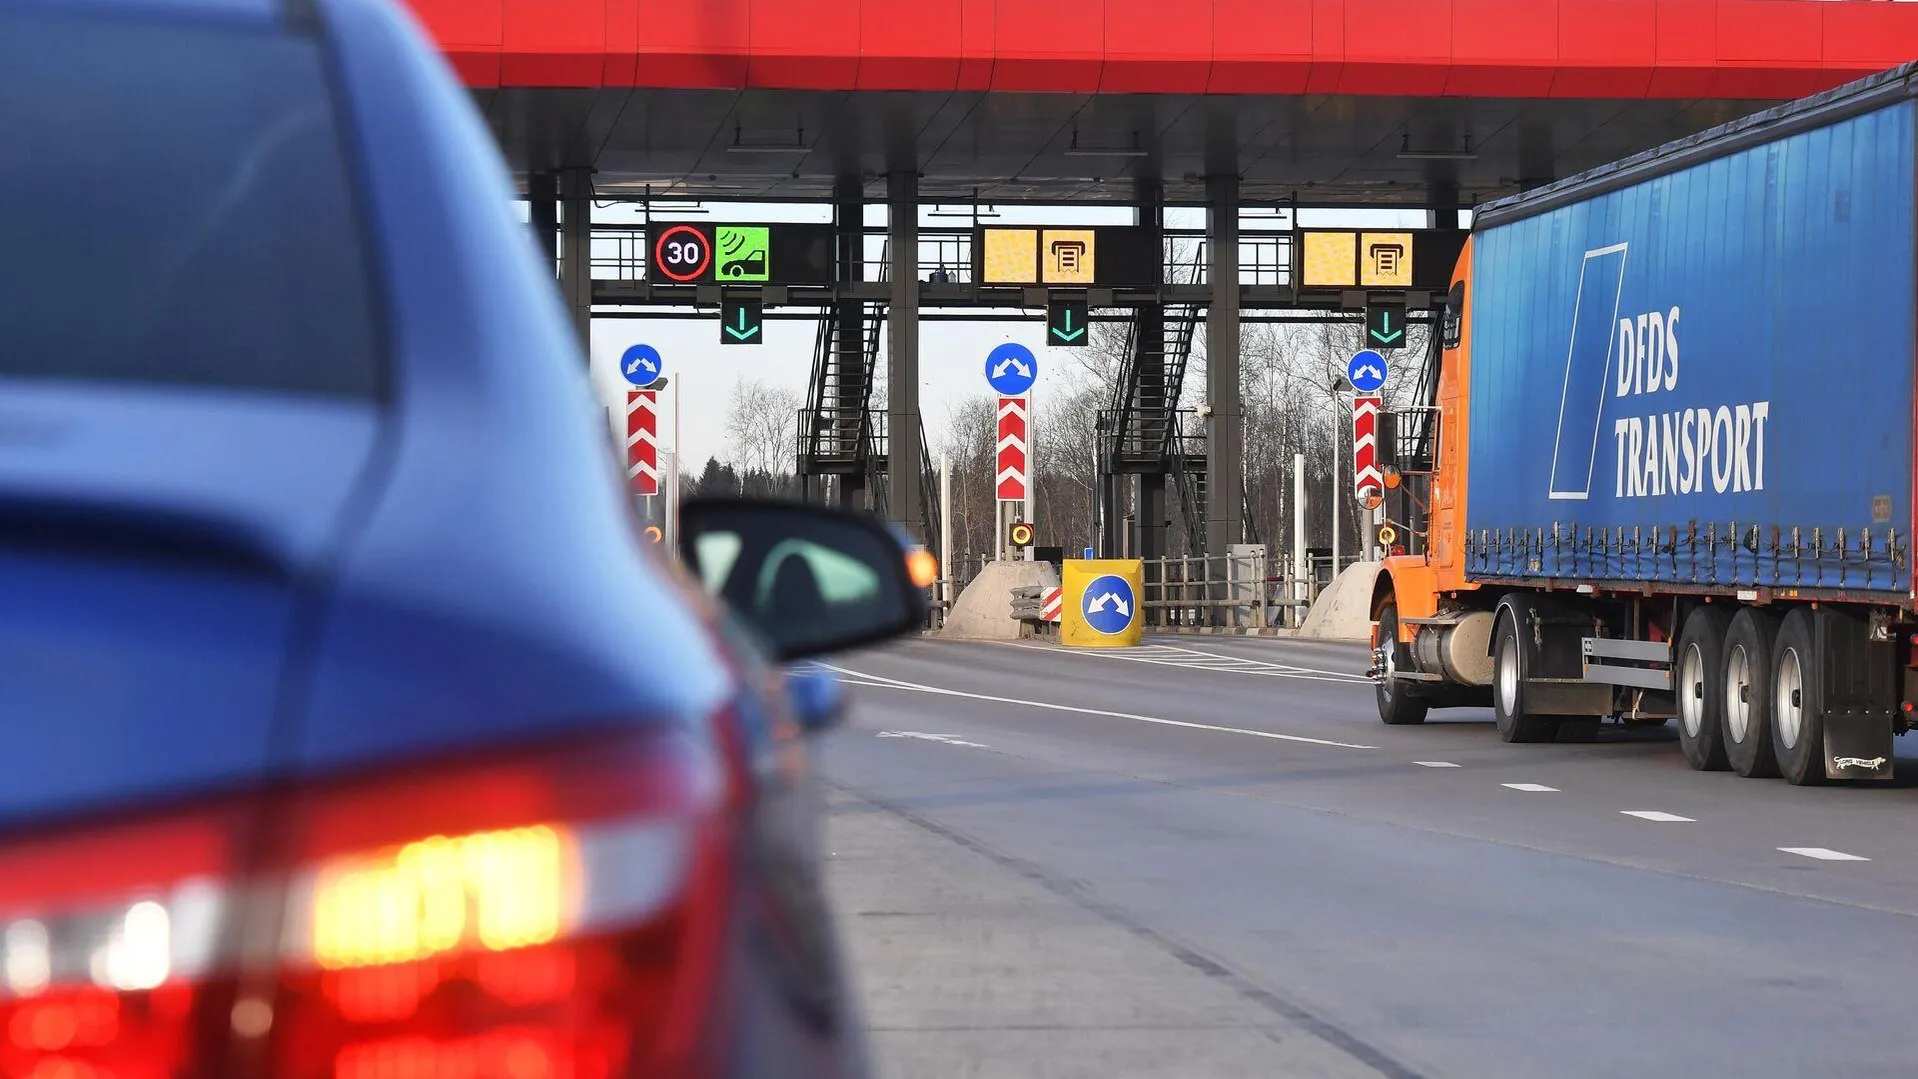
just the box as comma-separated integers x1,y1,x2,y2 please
0,1,924,1076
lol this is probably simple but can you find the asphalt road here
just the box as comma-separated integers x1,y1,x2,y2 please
815,635,1918,1079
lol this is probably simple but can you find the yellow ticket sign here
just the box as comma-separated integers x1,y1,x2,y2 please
982,228,1038,284
1041,229,1096,284
1360,231,1413,286
1061,558,1143,648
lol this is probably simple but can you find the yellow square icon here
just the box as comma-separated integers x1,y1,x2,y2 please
1360,232,1414,287
1300,231,1357,287
1041,229,1096,284
982,228,1038,284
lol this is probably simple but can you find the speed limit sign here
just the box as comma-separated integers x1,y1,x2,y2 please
652,224,712,283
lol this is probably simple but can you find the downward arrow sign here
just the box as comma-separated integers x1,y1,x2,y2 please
725,307,761,341
1051,307,1085,343
1370,310,1404,345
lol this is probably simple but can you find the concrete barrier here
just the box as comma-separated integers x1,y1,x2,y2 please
1296,561,1382,642
941,560,1062,641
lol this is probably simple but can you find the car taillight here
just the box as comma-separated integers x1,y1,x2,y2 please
0,726,737,1079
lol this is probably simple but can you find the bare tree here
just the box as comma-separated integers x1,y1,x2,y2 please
939,395,999,564
724,375,801,477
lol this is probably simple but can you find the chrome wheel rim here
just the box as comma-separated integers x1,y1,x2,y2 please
1776,647,1804,751
1724,644,1751,744
1678,642,1705,739
1497,635,1519,717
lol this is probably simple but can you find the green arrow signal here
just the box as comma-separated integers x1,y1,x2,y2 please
726,306,761,341
1051,307,1085,343
1370,310,1404,345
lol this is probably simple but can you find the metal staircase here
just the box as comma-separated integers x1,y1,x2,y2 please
1102,242,1205,473
798,241,888,496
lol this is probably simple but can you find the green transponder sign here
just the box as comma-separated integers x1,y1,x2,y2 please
716,226,771,282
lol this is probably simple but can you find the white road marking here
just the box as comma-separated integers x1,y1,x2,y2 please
1501,783,1559,792
1030,643,1370,685
820,663,1379,750
876,731,990,749
1413,761,1460,768
1621,810,1695,822
1778,847,1870,862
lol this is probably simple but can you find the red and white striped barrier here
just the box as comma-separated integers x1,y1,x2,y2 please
996,395,1028,501
1041,587,1063,623
627,389,659,496
1354,393,1382,500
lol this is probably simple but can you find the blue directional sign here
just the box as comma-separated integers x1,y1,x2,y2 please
1347,349,1388,394
1082,574,1136,635
621,343,665,388
984,342,1038,396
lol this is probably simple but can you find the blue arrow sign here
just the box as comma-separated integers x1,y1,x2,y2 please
1082,574,1136,635
1347,349,1388,394
621,343,665,388
984,342,1038,396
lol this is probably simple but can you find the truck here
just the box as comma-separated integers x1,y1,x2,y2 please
1368,61,1918,785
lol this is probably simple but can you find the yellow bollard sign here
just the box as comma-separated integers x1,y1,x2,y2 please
1061,559,1144,648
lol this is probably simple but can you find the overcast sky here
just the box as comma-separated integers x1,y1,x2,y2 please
564,201,1429,470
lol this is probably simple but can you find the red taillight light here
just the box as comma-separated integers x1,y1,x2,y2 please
0,728,737,1079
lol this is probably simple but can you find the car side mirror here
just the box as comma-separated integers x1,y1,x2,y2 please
677,498,930,661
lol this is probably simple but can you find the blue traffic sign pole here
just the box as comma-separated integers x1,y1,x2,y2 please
1347,349,1388,394
984,342,1038,396
621,343,665,388
985,342,1040,561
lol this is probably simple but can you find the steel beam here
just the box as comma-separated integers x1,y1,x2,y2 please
1204,173,1244,557
527,171,558,271
886,172,925,542
558,167,593,351
834,175,868,507
1135,178,1169,570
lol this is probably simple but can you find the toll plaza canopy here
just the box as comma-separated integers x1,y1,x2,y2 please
404,0,1918,204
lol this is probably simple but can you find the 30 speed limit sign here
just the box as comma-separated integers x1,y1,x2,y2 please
652,224,711,283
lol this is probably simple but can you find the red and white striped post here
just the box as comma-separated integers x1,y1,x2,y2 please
996,395,1030,560
1353,394,1382,501
627,389,660,497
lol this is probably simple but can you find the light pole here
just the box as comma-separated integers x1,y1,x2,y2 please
1329,374,1352,579
649,377,682,546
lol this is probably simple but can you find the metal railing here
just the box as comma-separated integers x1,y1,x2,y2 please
588,225,1296,287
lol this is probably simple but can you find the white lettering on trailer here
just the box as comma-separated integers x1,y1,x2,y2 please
1607,304,1767,500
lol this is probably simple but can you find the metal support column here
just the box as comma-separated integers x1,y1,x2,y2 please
527,172,558,274
1136,179,1169,570
558,167,594,351
1204,172,1244,558
886,172,925,542
834,176,868,508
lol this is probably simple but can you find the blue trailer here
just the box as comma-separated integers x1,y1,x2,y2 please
1368,64,1918,786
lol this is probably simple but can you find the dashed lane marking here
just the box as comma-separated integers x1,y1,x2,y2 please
1413,761,1460,768
876,731,989,749
1621,810,1695,822
819,663,1379,751
1778,847,1870,862
1501,783,1559,792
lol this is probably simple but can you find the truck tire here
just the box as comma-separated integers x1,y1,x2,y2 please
1723,609,1782,778
1493,613,1555,743
1771,609,1829,786
1375,601,1429,726
1675,606,1733,772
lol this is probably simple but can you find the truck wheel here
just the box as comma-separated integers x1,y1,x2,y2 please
1771,609,1828,786
1675,607,1733,772
1375,601,1429,726
1723,609,1781,778
1493,614,1554,743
